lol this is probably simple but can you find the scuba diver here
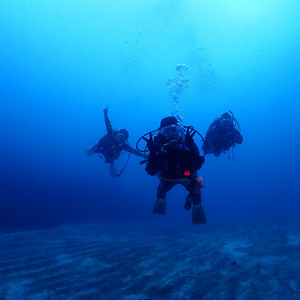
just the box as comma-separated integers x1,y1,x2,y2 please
203,111,243,157
137,116,206,224
86,107,144,177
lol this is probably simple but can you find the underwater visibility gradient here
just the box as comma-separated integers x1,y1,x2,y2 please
0,0,300,298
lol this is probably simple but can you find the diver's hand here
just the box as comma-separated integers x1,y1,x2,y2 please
185,126,195,146
185,134,194,146
146,132,155,151
103,107,108,115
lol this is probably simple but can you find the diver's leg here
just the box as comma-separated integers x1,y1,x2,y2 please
90,137,105,154
153,181,175,215
86,146,95,156
86,139,103,156
109,161,117,177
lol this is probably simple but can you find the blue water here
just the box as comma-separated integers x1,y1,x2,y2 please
1,0,300,232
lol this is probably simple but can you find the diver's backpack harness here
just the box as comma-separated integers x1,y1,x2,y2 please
136,125,206,156
136,126,206,183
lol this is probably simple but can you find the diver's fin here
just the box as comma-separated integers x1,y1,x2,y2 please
192,204,206,224
86,146,95,156
153,198,166,215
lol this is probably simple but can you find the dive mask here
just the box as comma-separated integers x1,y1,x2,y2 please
161,125,180,140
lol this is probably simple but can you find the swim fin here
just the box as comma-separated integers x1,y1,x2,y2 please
86,146,95,156
153,198,166,215
192,204,206,224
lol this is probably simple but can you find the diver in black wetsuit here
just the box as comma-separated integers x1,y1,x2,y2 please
203,111,243,157
86,107,143,177
144,116,206,224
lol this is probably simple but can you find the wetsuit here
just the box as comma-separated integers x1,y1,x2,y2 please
204,116,243,157
146,133,204,205
92,111,142,163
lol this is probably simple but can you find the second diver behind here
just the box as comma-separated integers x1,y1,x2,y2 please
203,111,243,157
86,107,144,177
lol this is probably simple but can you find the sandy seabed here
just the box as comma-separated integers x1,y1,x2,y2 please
0,222,299,300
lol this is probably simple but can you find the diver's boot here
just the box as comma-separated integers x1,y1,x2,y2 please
192,204,206,224
153,197,166,215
